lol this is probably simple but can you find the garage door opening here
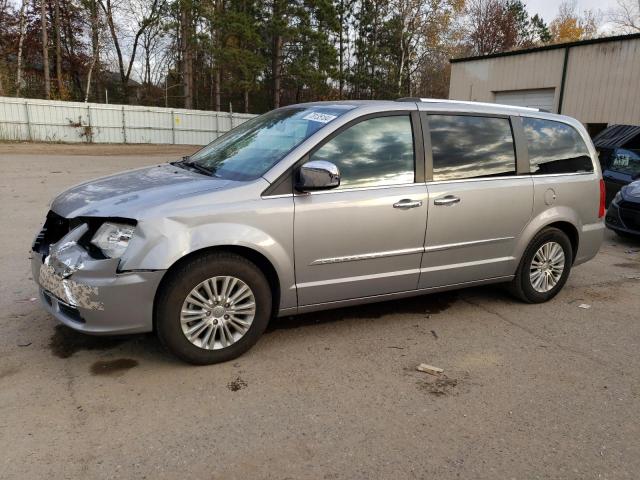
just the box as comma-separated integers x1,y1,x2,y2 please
494,88,556,112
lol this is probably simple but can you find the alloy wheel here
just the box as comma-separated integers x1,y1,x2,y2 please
529,241,565,293
180,276,256,350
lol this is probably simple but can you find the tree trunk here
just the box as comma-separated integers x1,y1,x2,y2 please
41,0,51,99
85,0,99,102
15,0,27,97
211,0,223,111
84,0,99,103
61,0,82,95
214,69,221,111
272,34,282,108
54,0,64,98
98,0,128,100
338,0,344,99
98,0,159,103
181,2,193,109
271,0,283,109
244,88,249,113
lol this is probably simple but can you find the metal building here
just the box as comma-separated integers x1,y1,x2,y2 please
449,33,640,136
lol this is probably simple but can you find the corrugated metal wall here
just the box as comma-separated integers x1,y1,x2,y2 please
562,40,640,124
449,49,564,110
0,96,256,145
449,36,640,125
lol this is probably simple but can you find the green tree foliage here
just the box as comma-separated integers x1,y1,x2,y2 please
0,0,574,112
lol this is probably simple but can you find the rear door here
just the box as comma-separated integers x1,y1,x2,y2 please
419,113,533,288
293,111,429,306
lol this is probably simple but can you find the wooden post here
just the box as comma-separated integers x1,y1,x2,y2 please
121,105,127,143
24,101,32,141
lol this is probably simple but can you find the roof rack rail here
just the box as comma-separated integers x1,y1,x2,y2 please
395,97,423,102
394,97,541,112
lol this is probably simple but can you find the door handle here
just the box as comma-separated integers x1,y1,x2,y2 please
393,199,423,209
434,195,460,206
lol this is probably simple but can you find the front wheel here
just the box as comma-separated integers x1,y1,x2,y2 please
156,252,272,365
509,227,573,303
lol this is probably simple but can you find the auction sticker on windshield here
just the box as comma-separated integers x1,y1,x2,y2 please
303,112,337,123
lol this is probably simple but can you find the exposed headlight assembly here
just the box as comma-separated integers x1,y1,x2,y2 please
90,222,135,258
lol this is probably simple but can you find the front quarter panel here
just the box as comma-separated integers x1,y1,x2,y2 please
119,180,296,310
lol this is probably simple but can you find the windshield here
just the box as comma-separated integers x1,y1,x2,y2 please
187,105,355,181
612,148,640,176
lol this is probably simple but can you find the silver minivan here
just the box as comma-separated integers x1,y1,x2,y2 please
32,99,605,364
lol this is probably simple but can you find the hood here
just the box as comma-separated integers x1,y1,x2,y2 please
51,163,239,218
622,181,640,201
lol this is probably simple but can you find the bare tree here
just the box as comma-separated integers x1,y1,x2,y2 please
15,0,27,97
608,0,640,32
98,0,162,102
84,0,100,102
465,0,515,55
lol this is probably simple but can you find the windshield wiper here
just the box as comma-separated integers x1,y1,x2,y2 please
184,161,214,176
171,156,213,176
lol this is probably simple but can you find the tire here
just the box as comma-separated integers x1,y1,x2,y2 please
509,227,573,303
156,251,272,365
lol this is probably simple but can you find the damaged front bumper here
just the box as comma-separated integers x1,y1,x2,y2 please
32,222,165,335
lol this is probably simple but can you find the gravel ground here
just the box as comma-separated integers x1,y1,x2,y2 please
1,143,639,480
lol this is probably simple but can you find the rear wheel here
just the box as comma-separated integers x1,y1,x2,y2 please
156,252,272,365
509,227,573,303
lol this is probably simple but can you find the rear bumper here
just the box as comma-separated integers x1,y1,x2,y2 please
574,221,605,266
32,252,164,335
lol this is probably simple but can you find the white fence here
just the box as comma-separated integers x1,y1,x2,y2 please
0,96,256,145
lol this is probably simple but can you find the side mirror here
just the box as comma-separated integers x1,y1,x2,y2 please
295,160,340,192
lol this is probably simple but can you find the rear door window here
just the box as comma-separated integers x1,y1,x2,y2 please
428,115,516,181
523,117,593,174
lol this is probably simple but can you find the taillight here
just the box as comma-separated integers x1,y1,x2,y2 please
599,179,606,218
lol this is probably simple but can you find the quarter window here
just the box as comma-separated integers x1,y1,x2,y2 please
523,117,593,174
309,115,415,189
429,115,516,181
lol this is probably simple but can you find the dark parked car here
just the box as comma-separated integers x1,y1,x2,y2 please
606,180,640,238
593,125,640,204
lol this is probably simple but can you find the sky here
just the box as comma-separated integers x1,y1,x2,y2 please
525,0,621,24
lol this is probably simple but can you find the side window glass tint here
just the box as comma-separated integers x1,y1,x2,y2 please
523,117,593,174
309,115,415,189
429,115,516,181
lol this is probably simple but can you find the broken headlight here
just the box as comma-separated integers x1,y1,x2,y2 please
90,222,135,258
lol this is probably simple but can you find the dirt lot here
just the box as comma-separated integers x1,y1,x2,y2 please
1,143,639,479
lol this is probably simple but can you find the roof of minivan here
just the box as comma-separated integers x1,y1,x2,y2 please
288,98,564,117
